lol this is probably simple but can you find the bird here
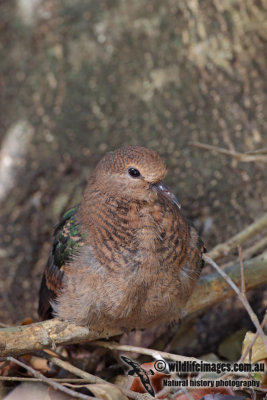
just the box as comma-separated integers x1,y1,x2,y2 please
38,146,204,331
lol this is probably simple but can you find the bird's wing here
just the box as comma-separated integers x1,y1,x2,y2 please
38,205,86,320
188,221,206,269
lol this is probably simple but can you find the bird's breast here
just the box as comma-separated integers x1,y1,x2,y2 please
58,195,201,328
78,196,167,275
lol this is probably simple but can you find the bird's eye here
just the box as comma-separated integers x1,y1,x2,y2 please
128,167,141,178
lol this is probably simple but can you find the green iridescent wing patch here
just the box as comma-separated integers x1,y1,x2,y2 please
52,205,86,268
38,205,87,320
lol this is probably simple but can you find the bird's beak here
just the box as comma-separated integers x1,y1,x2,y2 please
152,181,181,208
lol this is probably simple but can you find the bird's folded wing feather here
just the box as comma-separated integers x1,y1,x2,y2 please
38,205,85,320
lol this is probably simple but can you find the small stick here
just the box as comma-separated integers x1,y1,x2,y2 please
91,340,208,364
180,387,195,400
221,237,267,268
49,356,106,384
6,356,97,400
190,142,267,162
245,148,267,155
238,245,246,296
239,311,267,363
0,376,96,382
218,311,267,382
203,255,267,352
48,355,142,400
207,212,267,260
241,236,267,260
91,341,248,377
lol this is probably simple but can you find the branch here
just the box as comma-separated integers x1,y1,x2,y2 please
238,245,246,296
88,341,253,377
91,341,208,363
239,310,267,363
0,377,99,382
240,236,267,261
222,236,267,268
203,255,267,351
6,357,96,400
47,355,142,400
207,212,267,260
0,253,266,357
0,319,121,357
184,252,267,315
190,142,267,162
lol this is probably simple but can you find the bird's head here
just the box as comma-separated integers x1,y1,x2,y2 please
89,146,180,206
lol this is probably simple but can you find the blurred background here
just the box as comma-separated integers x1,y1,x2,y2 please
0,0,266,354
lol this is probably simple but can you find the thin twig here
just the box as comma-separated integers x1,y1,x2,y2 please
207,212,267,260
241,236,267,260
222,237,267,268
91,340,208,363
0,376,96,382
238,246,246,295
156,379,193,400
180,387,195,400
246,148,267,155
155,385,171,398
203,255,267,352
91,341,248,377
217,311,267,382
239,311,267,363
48,356,142,400
49,356,106,384
185,252,267,316
190,142,267,162
6,356,97,400
0,322,10,328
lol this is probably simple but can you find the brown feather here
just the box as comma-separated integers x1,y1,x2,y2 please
39,146,204,329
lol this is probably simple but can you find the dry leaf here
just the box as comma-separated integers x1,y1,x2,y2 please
83,383,128,400
129,361,169,396
21,318,34,325
3,382,71,400
29,356,49,373
218,329,247,361
242,332,267,363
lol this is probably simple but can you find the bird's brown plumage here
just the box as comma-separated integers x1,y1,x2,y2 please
38,146,204,330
